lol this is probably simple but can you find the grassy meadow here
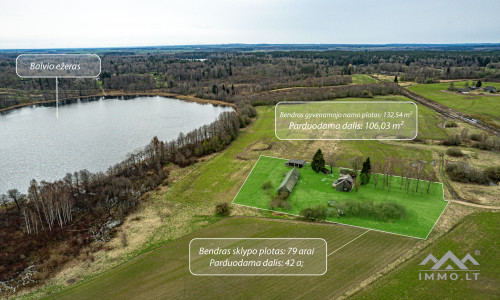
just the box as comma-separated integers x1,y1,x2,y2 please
351,74,378,84
163,96,445,207
353,212,499,300
409,82,500,127
47,217,416,299
233,156,447,238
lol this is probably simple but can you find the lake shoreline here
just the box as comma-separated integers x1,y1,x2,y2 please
0,96,234,194
0,90,236,113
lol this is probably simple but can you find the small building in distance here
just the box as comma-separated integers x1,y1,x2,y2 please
285,159,306,168
483,86,497,93
277,168,301,195
457,88,469,94
332,174,354,192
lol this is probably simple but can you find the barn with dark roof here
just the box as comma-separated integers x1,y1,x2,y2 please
277,168,301,195
285,159,306,168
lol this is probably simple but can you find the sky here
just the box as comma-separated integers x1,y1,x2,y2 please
1,0,500,49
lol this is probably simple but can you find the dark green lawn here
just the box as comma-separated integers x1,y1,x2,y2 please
233,156,447,238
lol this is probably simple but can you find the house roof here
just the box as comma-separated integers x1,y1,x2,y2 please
278,168,301,193
333,174,354,185
287,159,306,165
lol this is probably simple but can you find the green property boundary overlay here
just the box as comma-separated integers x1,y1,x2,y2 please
232,156,448,239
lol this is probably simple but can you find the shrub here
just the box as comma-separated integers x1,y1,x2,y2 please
269,195,291,210
445,121,458,128
446,147,464,157
471,135,500,151
362,90,373,98
300,205,328,221
329,200,406,221
442,134,461,146
240,105,257,118
278,190,289,200
445,163,489,184
261,180,273,190
215,202,231,216
469,133,482,141
327,200,344,217
375,202,407,220
485,166,500,182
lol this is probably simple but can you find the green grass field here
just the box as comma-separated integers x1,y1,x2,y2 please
353,212,499,299
33,101,450,297
352,74,378,84
47,217,416,299
233,156,447,238
315,95,447,140
162,97,445,208
409,82,500,127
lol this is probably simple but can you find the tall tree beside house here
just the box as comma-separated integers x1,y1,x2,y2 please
326,153,336,174
350,156,363,174
360,157,372,185
476,80,482,88
311,149,325,173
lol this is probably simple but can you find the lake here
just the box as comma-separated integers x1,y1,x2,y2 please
0,96,233,194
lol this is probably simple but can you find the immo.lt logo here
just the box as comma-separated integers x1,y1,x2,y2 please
419,250,480,281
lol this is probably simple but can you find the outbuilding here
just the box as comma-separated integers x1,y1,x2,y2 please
277,168,301,195
285,159,306,168
483,86,497,93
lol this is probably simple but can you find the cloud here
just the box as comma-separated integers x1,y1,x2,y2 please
1,0,499,48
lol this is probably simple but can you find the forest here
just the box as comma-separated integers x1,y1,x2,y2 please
1,48,499,109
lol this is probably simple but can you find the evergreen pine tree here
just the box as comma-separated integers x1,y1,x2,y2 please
360,157,372,185
311,149,325,173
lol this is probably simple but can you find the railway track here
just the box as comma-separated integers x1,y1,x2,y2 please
399,87,500,136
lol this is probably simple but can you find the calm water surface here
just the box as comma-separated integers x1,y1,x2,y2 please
0,96,232,194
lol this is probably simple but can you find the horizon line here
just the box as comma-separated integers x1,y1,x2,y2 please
1,42,500,51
